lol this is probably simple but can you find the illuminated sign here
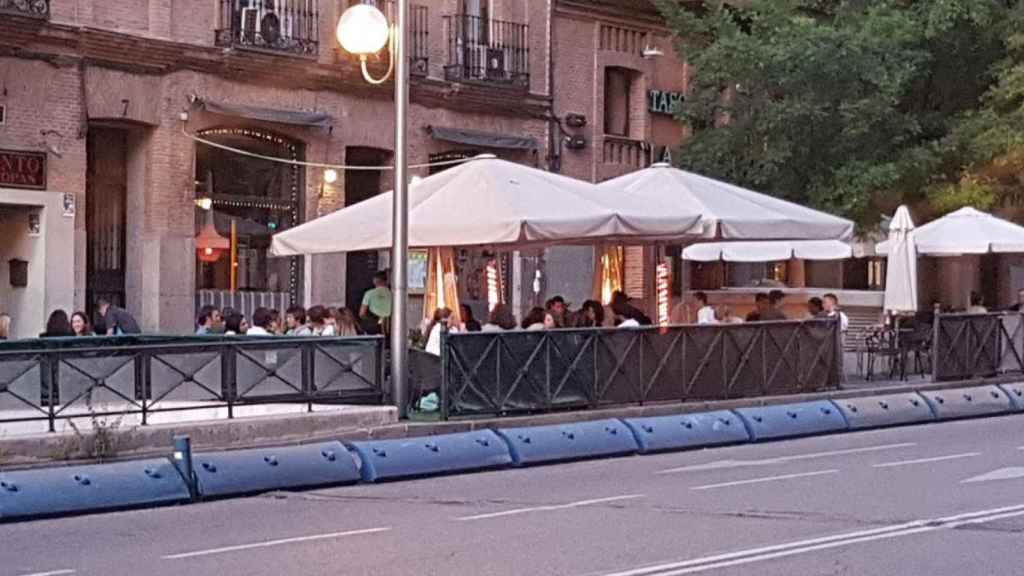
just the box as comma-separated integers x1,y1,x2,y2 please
0,149,46,190
486,259,501,311
648,90,684,115
656,261,671,327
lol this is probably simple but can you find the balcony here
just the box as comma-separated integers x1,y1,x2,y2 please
215,0,319,57
602,136,653,168
0,0,50,19
347,0,430,76
443,14,529,88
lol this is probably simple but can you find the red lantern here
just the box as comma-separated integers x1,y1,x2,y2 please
195,209,229,263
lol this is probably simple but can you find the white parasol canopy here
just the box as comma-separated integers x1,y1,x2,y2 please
877,207,1024,256
882,205,918,313
681,240,852,262
270,156,703,256
597,163,855,241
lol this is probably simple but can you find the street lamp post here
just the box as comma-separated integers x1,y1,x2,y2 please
338,1,410,418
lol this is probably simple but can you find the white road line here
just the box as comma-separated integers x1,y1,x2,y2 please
593,503,1024,576
872,452,981,468
656,443,916,474
689,469,838,491
17,571,75,576
455,494,644,521
161,527,391,560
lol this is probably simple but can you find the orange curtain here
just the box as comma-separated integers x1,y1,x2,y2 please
423,247,463,328
592,245,624,305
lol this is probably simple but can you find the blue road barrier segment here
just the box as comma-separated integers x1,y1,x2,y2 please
832,393,935,430
734,401,849,441
349,429,512,482
0,458,190,520
922,385,1015,420
622,411,750,454
998,382,1024,411
494,419,639,466
193,441,360,498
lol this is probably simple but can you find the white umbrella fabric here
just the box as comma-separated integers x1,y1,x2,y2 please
597,163,855,241
681,240,853,262
877,207,1024,256
270,156,703,256
882,205,918,314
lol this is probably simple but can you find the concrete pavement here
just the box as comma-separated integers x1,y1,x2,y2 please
3,414,1023,576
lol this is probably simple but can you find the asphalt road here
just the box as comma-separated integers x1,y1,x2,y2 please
4,414,1024,576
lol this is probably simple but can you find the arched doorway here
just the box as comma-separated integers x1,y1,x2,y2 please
194,127,304,313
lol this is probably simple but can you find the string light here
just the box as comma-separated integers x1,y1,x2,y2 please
486,259,500,311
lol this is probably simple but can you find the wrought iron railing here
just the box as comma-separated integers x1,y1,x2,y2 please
358,0,430,75
0,0,49,19
0,334,384,432
437,320,842,419
215,0,319,56
603,136,653,168
444,13,529,87
932,312,1024,381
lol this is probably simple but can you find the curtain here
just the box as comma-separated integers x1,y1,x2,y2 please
592,245,624,305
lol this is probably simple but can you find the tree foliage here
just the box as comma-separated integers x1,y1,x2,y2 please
654,0,1024,226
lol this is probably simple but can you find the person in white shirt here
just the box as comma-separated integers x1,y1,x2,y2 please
245,307,274,336
694,291,717,325
966,292,988,314
823,293,849,332
424,307,458,356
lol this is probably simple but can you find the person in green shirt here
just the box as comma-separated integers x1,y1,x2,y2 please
360,271,392,334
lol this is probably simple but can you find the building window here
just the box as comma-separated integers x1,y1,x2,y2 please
604,67,634,137
194,128,304,304
215,0,320,56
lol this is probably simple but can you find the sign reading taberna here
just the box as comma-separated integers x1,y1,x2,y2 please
648,90,684,115
0,149,47,190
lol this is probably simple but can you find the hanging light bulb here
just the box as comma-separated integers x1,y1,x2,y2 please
323,168,339,184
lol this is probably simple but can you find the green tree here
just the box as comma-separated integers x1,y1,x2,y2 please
655,0,1019,226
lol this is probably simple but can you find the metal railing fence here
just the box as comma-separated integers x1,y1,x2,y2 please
932,312,1024,381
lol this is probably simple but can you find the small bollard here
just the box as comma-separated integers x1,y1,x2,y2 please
172,435,197,499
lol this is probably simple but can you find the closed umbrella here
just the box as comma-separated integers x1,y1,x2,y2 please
883,205,918,314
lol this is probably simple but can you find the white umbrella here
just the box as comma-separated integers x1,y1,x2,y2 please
270,156,703,256
598,163,855,241
883,205,918,314
681,240,853,262
877,207,1024,256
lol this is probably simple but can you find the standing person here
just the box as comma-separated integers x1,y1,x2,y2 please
359,271,392,335
97,298,141,335
285,306,312,336
40,310,74,338
760,290,788,321
71,311,94,336
0,313,10,340
823,293,850,332
522,307,547,331
336,307,360,336
745,292,770,322
460,304,482,332
807,297,825,318
694,291,717,325
482,303,517,332
195,305,220,335
224,312,248,335
246,307,274,335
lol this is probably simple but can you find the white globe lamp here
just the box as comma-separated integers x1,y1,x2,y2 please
336,4,389,57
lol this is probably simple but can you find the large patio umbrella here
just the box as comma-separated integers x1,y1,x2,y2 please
877,206,1024,256
882,205,918,314
270,156,703,256
681,240,852,262
597,163,855,241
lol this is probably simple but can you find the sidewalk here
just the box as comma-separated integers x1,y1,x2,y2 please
0,374,1011,469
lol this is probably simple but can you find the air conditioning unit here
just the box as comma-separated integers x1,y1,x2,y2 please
485,48,506,80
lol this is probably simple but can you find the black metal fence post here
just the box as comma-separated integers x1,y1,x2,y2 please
221,344,237,419
440,324,450,421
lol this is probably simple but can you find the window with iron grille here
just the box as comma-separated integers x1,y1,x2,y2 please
215,0,319,56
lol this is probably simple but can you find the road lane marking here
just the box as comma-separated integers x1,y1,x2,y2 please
17,571,75,576
962,467,1024,484
592,503,1024,576
455,494,644,521
656,443,916,474
689,469,838,491
161,527,391,560
872,452,980,468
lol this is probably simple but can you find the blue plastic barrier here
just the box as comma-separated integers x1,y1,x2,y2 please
193,441,360,498
0,458,190,520
494,419,639,466
921,385,1015,420
832,393,935,430
733,401,849,441
349,430,512,482
622,411,750,453
998,382,1024,411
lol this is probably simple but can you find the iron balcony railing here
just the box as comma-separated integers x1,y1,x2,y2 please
444,13,529,88
0,334,384,433
215,0,319,56
0,0,49,18
433,319,842,419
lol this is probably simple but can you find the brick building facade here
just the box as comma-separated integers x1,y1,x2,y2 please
0,0,688,336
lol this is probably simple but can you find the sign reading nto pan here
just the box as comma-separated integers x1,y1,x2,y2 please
0,149,47,190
